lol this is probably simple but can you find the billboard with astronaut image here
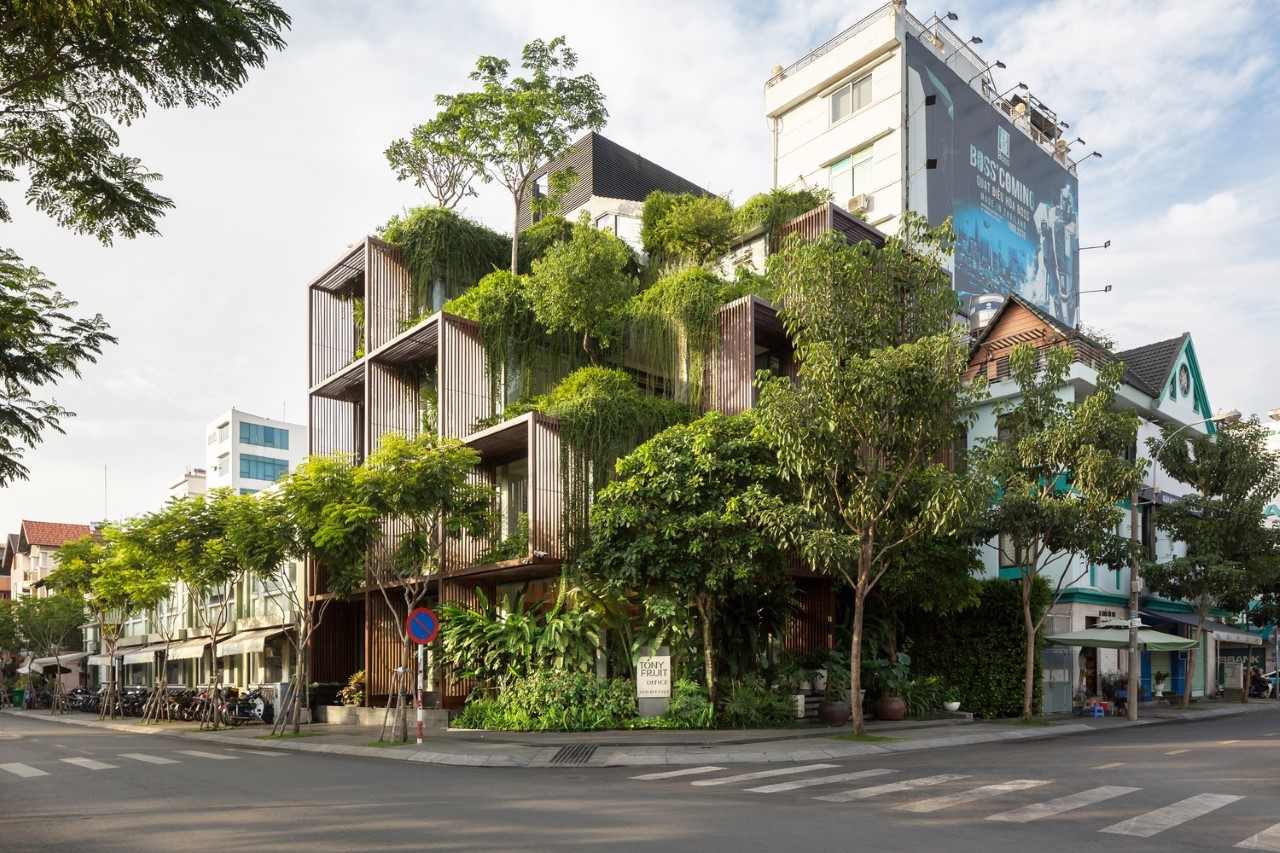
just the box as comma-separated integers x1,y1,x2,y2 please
905,34,1079,328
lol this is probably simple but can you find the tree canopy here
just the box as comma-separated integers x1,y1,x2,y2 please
972,343,1144,717
0,0,291,242
753,215,986,734
399,36,606,275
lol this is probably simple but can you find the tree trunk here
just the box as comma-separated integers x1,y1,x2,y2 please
695,593,716,706
850,585,866,735
392,636,413,742
1022,589,1037,719
1182,624,1201,709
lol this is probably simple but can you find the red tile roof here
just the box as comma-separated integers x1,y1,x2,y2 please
19,520,94,550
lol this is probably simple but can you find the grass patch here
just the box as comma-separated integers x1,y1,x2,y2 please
254,732,323,740
999,717,1055,727
362,740,416,748
824,733,904,743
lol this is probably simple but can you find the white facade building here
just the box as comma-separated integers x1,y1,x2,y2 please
204,408,305,494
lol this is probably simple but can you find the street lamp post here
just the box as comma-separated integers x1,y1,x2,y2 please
1126,408,1241,721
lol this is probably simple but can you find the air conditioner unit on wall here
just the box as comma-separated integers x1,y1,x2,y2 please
846,193,870,216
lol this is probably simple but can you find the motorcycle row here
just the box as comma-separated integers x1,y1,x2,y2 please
57,685,275,725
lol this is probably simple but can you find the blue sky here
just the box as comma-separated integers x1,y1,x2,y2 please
2,0,1277,535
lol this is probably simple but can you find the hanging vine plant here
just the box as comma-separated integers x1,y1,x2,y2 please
380,206,509,322
732,187,833,254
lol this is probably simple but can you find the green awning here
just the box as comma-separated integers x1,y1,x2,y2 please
1045,622,1198,652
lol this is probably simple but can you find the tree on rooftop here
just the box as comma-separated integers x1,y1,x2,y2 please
1143,417,1280,708
752,215,988,735
971,345,1144,719
402,36,607,276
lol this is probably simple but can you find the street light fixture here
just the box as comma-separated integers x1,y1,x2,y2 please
1126,408,1242,721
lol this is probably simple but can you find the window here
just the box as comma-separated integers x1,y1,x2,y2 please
213,455,229,477
830,147,873,201
495,459,529,540
240,454,289,482
240,422,290,450
830,74,872,124
998,533,1033,568
209,422,230,444
239,488,258,495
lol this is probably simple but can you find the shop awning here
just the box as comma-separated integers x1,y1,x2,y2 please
1141,611,1261,646
87,654,113,666
217,627,286,656
122,643,173,665
165,637,211,661
1045,621,1198,652
17,651,92,673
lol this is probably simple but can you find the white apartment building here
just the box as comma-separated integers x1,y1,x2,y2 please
204,408,305,494
765,1,1086,328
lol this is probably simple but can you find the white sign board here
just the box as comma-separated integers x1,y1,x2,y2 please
636,655,672,698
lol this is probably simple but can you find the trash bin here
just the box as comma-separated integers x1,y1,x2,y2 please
11,688,22,708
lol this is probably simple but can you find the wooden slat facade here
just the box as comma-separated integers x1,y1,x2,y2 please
439,315,490,439
366,238,411,353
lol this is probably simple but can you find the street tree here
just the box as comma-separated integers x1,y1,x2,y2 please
13,591,85,709
0,599,19,706
584,410,791,705
272,454,376,733
1144,417,1280,707
0,0,290,243
0,253,115,485
404,36,608,275
972,345,1144,718
752,217,987,735
51,528,168,719
529,218,634,365
353,432,494,741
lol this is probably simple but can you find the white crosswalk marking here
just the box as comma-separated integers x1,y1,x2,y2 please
1237,822,1280,851
120,753,179,765
60,757,116,771
987,785,1140,823
631,766,723,781
0,763,49,778
748,768,897,793
816,774,969,803
1100,793,1244,837
177,750,237,760
896,779,1050,813
691,763,839,787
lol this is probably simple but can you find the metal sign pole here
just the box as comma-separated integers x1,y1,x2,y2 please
416,644,424,745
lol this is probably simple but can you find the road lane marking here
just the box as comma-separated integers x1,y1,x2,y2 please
60,757,116,771
897,779,1050,813
631,766,724,780
1237,822,1280,850
748,769,896,793
120,753,178,765
816,774,969,803
0,763,49,778
987,785,1140,823
1221,740,1243,745
177,750,237,760
1093,762,1125,769
691,764,838,786
1165,749,1190,755
1100,793,1244,837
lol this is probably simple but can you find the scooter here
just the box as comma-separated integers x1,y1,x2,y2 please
222,687,273,726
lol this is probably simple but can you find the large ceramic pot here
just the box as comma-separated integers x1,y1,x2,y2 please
943,700,961,713
874,695,905,721
817,699,851,725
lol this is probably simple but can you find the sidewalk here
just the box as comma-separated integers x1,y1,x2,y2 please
5,697,1277,769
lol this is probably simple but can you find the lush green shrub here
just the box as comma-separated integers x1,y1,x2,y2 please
381,206,509,317
664,678,716,728
718,675,794,729
902,576,1049,718
731,187,833,246
453,670,637,731
901,674,943,717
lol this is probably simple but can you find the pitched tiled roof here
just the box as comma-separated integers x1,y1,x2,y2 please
18,520,94,550
1114,334,1187,397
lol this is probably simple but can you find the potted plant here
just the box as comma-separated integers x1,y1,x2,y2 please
775,658,808,719
811,649,849,724
338,669,365,706
873,652,911,721
1152,670,1169,698
942,686,961,713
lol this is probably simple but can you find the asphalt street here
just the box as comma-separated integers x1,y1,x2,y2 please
1,711,1277,851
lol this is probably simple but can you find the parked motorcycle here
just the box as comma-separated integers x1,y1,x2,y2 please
222,687,273,726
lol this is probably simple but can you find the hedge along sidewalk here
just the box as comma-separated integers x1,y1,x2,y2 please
5,701,1277,768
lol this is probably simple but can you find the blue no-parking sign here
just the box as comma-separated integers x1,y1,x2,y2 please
407,607,439,645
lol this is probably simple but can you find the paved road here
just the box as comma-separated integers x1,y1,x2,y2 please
2,711,1278,851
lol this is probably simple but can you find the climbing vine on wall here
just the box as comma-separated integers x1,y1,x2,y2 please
381,206,509,321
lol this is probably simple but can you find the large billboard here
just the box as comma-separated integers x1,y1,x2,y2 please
905,34,1079,328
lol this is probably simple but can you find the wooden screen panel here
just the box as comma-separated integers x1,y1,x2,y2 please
365,238,411,353
309,396,361,458
530,415,563,560
364,592,408,706
443,464,496,573
714,298,757,415
367,362,418,451
785,577,835,655
307,597,363,685
439,315,491,440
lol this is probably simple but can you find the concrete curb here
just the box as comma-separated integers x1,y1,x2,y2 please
6,702,1275,769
